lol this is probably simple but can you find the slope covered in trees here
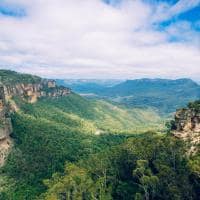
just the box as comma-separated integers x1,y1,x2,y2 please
0,92,163,199
0,70,199,200
39,133,200,200
0,95,126,199
0,70,41,85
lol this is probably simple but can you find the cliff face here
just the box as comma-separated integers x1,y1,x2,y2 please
173,101,200,154
3,80,71,104
0,87,12,166
0,78,71,166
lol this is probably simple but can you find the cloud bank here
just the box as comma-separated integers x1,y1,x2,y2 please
0,0,200,79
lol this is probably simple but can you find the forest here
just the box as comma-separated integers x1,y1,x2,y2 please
0,70,199,199
0,93,199,200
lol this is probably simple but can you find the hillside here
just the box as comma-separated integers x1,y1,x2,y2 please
59,78,200,113
38,102,200,200
0,70,163,133
0,70,42,85
26,94,164,133
1,70,199,200
0,70,165,199
34,101,200,200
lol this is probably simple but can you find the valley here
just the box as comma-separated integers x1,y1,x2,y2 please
0,70,199,200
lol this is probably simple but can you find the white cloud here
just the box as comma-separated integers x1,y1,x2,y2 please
0,0,199,79
152,0,200,22
170,0,200,16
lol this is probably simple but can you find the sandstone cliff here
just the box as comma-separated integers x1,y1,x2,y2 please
3,79,71,104
0,86,12,166
0,76,71,166
173,100,200,154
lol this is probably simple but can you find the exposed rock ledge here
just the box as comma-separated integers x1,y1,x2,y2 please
172,101,200,154
3,79,71,104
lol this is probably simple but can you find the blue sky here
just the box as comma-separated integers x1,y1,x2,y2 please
0,0,200,79
0,1,26,17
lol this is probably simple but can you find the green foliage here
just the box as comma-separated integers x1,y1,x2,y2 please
188,100,200,112
0,70,41,85
1,95,127,199
133,160,159,200
37,94,165,133
165,120,176,133
41,163,112,200
188,155,200,197
1,94,200,199
41,133,199,200
0,70,199,199
92,100,165,132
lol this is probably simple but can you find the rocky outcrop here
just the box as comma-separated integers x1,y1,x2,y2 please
173,101,200,154
3,79,71,104
0,78,71,166
0,87,12,166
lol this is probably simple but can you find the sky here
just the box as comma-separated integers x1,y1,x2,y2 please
0,0,200,79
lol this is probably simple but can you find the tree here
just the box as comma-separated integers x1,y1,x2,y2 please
42,162,112,200
133,160,159,200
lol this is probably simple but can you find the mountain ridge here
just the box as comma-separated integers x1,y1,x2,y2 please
58,78,200,113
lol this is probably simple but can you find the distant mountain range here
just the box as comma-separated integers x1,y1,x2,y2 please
57,78,200,114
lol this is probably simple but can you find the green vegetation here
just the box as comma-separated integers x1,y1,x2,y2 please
0,70,41,85
1,94,199,199
0,94,131,199
188,100,200,112
37,93,165,133
0,71,199,199
39,133,200,200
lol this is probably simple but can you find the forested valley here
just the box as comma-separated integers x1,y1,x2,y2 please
0,70,199,200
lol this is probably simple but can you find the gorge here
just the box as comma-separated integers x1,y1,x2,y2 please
0,70,199,200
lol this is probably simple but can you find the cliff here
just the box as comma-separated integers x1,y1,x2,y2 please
172,100,200,154
3,80,71,104
0,86,12,166
0,70,71,166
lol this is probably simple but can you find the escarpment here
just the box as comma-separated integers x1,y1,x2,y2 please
0,71,71,166
0,86,12,166
172,100,200,154
4,79,71,104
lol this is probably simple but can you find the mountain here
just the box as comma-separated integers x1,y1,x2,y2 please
105,78,200,113
0,70,200,199
59,78,200,114
0,70,163,167
0,70,164,199
56,79,123,95
57,79,123,87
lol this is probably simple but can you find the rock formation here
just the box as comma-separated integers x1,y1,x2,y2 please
0,78,71,166
3,80,71,104
0,86,12,166
173,101,200,154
